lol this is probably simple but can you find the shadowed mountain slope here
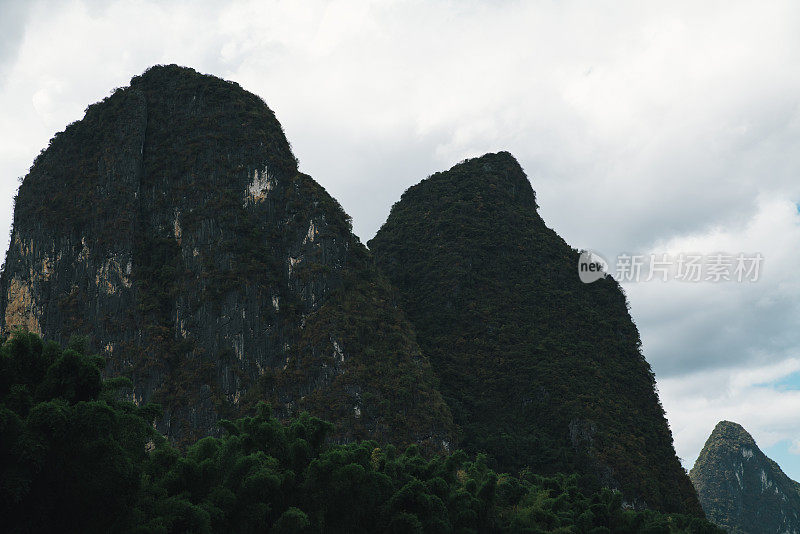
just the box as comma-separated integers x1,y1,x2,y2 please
369,152,702,515
691,420,800,533
0,65,454,448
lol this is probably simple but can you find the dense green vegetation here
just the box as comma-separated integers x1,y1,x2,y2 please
0,332,158,532
369,152,702,515
0,65,715,529
1,64,455,448
0,332,722,533
690,421,800,533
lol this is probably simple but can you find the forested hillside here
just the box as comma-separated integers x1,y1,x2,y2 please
690,421,800,533
0,333,722,533
0,66,715,528
369,152,701,515
0,65,453,449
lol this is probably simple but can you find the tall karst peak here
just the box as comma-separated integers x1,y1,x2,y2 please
709,420,758,447
409,151,539,212
690,420,800,533
369,152,703,515
0,65,454,449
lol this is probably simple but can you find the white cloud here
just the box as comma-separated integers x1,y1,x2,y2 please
659,361,800,468
629,197,800,472
626,196,800,376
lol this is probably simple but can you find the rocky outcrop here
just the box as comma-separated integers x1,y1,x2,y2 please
0,65,454,448
369,152,703,515
690,421,800,533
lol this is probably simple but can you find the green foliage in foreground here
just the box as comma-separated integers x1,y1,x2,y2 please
0,333,722,533
0,332,159,532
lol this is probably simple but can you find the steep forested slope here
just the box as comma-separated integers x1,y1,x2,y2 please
690,421,800,533
0,65,453,448
369,152,702,515
0,332,724,533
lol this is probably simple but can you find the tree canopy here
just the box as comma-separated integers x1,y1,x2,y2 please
0,332,722,533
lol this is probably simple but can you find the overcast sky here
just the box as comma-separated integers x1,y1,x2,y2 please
2,0,800,478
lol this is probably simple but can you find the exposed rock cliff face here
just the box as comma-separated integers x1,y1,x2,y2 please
0,65,454,447
690,421,800,533
369,152,703,515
